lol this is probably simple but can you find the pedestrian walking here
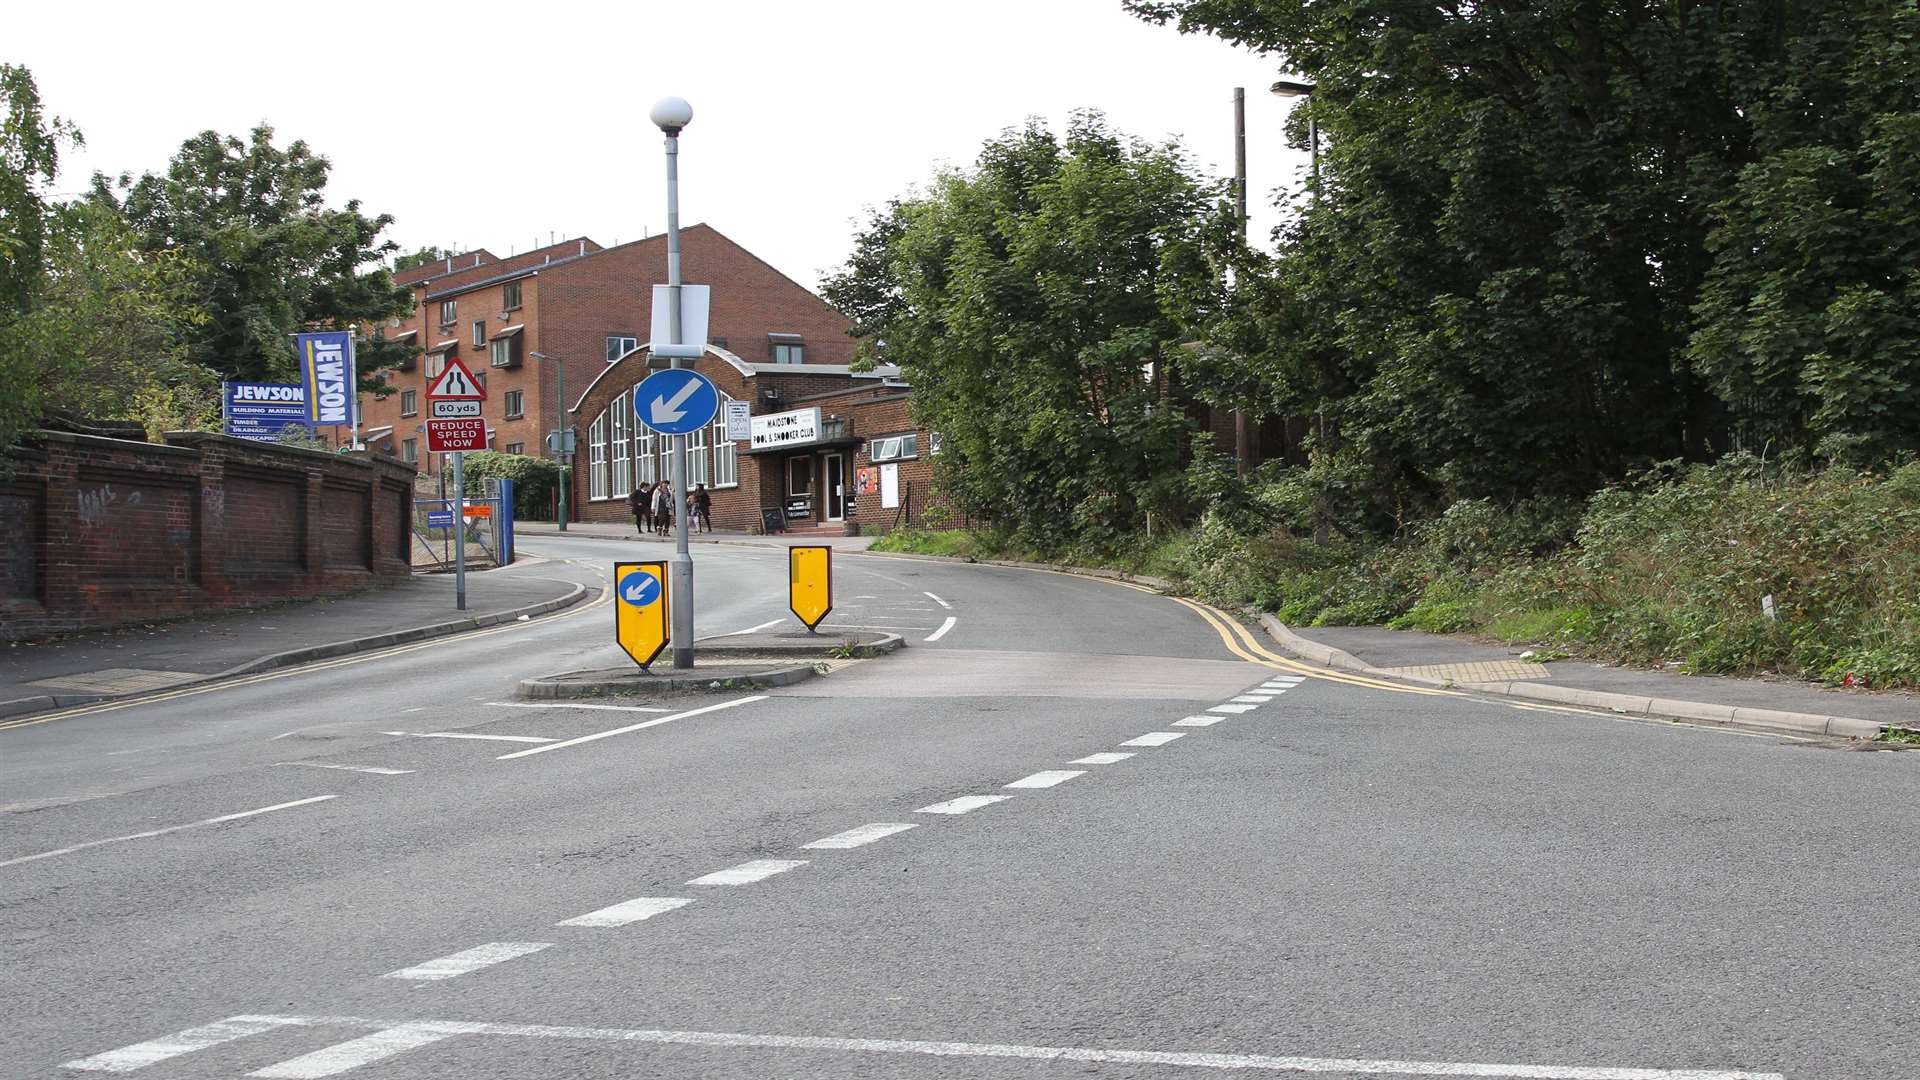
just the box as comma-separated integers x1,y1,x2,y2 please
629,483,651,536
652,481,674,535
692,483,713,533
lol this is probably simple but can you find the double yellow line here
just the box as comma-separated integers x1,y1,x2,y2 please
0,583,613,732
1100,578,1458,698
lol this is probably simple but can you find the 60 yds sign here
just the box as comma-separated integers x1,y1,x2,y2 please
426,418,486,452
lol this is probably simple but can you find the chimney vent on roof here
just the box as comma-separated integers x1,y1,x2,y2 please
578,239,585,256
444,257,452,273
473,254,480,268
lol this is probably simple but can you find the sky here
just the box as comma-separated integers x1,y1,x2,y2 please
10,0,1310,292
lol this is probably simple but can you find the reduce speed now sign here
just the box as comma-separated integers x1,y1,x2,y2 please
426,418,486,452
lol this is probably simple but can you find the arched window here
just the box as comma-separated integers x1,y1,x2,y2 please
588,412,608,501
610,391,630,499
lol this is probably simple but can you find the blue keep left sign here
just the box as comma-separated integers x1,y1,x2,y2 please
617,568,663,608
634,368,719,435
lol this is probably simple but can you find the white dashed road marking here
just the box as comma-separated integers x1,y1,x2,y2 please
915,794,1012,815
802,823,918,850
1173,716,1223,727
380,730,555,743
1232,695,1273,704
1070,752,1135,765
484,702,671,713
924,591,952,609
72,1013,1786,1080
382,942,552,981
0,795,337,870
273,762,413,776
1208,704,1258,715
925,616,957,642
687,859,808,886
557,896,694,927
1119,732,1185,747
1004,770,1084,789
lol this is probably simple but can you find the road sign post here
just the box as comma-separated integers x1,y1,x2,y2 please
789,545,832,632
427,356,487,612
613,561,670,668
634,367,719,671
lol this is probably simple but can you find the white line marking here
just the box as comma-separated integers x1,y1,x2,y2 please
915,794,1012,815
819,623,938,631
274,762,414,776
703,619,784,639
483,701,671,713
250,1024,461,1078
687,859,808,885
497,696,767,760
380,730,555,743
1264,678,1306,685
1208,704,1258,714
802,823,918,850
924,591,952,609
63,1016,308,1072
1004,770,1085,789
557,896,694,927
1120,732,1185,747
1232,695,1273,704
1070,752,1136,765
1174,716,1224,727
0,796,336,870
180,1014,1787,1080
925,616,957,642
382,942,551,981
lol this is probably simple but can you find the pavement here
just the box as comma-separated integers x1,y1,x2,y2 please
4,532,1917,1080
1276,622,1918,732
0,569,587,721
516,519,881,550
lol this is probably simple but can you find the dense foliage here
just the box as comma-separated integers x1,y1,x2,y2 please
821,113,1234,545
459,450,568,520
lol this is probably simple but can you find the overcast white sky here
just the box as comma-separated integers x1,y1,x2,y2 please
11,0,1308,292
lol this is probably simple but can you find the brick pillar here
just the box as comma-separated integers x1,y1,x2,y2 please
302,467,325,590
196,442,227,600
39,441,80,620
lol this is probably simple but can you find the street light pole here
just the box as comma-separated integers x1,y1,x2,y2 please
651,95,697,670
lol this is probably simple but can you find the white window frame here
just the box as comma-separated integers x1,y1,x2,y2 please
606,334,638,363
426,351,446,379
929,430,942,455
637,430,657,485
504,389,524,418
472,319,486,347
871,434,918,462
400,390,417,416
439,299,457,326
610,391,631,499
588,413,609,500
505,442,524,455
490,337,512,367
711,393,738,488
772,342,805,365
401,437,417,464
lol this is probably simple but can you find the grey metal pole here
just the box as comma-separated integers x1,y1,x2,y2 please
451,450,467,610
664,129,694,669
555,357,568,531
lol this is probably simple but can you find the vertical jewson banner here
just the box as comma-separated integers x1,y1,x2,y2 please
296,331,355,427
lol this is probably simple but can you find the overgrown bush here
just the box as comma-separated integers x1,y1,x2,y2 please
460,451,566,520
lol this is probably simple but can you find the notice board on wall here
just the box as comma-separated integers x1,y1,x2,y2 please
880,463,900,509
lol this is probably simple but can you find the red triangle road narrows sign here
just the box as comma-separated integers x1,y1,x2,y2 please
426,357,487,400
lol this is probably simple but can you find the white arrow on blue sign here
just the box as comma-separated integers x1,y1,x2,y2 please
617,567,663,607
634,368,720,435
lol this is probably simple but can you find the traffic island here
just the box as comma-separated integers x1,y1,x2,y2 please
515,630,903,700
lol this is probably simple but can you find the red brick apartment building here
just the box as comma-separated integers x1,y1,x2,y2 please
348,225,856,476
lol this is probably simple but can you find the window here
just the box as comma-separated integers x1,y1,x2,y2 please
637,430,657,485
505,442,524,455
771,342,805,364
929,430,943,455
504,390,524,418
425,351,447,379
688,422,708,486
610,391,631,498
400,390,417,416
589,412,608,500
472,319,486,347
502,281,522,310
606,334,638,363
439,299,457,327
871,433,919,462
490,338,513,367
401,438,417,464
712,395,737,487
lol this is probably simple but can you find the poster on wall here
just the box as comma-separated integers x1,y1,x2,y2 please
880,463,900,508
854,466,879,496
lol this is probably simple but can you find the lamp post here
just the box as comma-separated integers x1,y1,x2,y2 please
650,95,697,670
1269,80,1318,194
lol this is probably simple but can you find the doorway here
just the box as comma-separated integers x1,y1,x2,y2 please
824,452,846,521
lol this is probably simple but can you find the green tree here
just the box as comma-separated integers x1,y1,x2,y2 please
0,64,78,452
823,113,1230,545
92,125,415,386
394,245,456,273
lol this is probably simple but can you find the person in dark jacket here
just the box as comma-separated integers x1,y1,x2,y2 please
691,484,713,533
630,482,653,535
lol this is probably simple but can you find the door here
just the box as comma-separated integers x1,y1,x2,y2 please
824,453,846,521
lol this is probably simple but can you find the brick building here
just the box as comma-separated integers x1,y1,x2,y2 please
349,225,854,479
569,347,938,536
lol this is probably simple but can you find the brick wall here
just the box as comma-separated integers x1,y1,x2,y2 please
0,431,415,641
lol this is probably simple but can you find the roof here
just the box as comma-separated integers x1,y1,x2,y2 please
392,249,495,287
421,238,604,301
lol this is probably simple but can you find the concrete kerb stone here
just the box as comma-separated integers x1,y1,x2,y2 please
1257,612,1886,741
0,581,592,723
517,663,819,699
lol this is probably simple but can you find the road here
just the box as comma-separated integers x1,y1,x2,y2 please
3,533,1915,1080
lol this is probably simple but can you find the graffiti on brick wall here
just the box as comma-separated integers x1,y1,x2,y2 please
76,484,143,527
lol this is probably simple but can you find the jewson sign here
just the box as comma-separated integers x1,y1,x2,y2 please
222,382,314,442
296,331,355,426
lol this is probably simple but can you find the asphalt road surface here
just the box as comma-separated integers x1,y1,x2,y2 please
3,534,1915,1080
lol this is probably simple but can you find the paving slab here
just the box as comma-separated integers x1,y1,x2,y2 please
1296,624,1920,727
0,571,586,720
